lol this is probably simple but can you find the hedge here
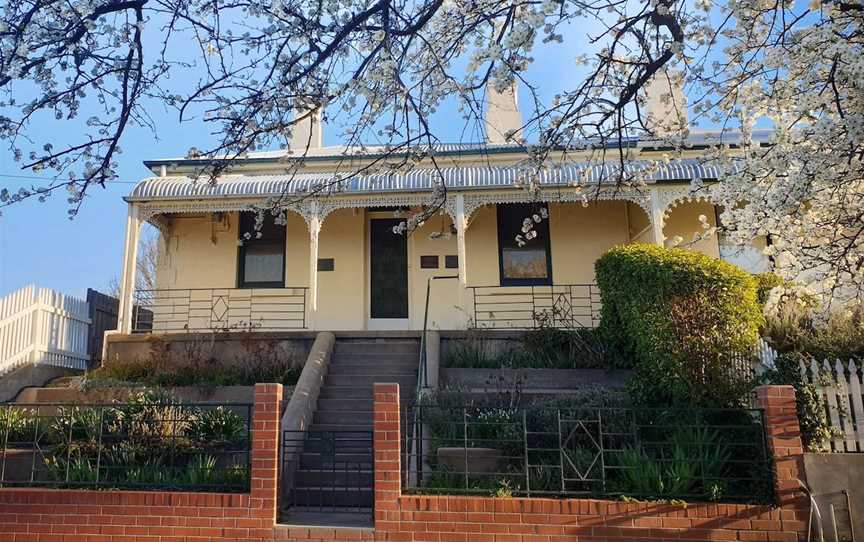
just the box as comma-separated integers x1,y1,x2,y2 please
595,244,763,407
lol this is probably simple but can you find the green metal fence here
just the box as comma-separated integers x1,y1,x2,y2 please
403,404,774,503
0,400,252,492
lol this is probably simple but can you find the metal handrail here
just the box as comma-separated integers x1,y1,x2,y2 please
409,275,458,486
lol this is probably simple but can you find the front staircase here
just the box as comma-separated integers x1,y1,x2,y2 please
282,337,418,524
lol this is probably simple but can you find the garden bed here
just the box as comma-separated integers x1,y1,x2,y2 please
0,392,252,492
440,367,631,392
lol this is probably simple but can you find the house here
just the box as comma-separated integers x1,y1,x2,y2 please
111,83,772,339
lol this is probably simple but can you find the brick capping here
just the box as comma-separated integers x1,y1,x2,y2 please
0,382,809,542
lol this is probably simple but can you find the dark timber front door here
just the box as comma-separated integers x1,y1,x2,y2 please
370,218,409,319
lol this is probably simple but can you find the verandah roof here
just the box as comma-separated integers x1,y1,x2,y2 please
128,158,737,201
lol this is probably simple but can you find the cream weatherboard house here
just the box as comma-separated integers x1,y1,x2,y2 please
111,89,771,339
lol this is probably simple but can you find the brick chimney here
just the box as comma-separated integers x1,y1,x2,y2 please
643,69,688,136
485,81,523,144
291,107,323,150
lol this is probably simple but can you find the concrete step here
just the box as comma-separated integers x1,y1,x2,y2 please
316,398,374,412
318,386,417,401
334,341,419,355
294,468,373,488
289,487,373,509
324,374,416,387
313,410,374,425
318,386,374,400
299,452,373,466
308,423,374,432
278,510,373,528
329,355,418,366
326,365,416,376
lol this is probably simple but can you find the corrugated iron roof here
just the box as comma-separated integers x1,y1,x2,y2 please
128,158,736,201
142,130,773,168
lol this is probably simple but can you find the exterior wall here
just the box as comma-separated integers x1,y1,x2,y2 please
373,383,810,542
408,214,463,330
548,201,631,284
147,199,743,332
157,212,239,290
464,201,637,288
316,209,366,330
663,200,720,257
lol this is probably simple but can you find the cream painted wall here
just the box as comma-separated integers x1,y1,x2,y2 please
284,212,310,287
463,201,636,287
549,201,632,283
156,213,238,290
150,199,733,332
663,200,720,257
408,213,463,330
315,208,366,330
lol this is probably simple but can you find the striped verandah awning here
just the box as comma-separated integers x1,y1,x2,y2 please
127,158,737,202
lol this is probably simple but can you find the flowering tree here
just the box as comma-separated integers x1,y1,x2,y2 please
0,0,861,298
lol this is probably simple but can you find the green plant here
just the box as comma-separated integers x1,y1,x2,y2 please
753,272,786,306
492,479,514,497
612,426,730,500
763,301,864,360
442,327,629,370
188,407,247,445
45,455,100,485
0,407,43,444
174,454,219,487
761,352,841,452
595,244,763,408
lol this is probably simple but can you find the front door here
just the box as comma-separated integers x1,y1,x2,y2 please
369,218,409,322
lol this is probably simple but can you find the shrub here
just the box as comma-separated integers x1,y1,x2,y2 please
442,327,629,370
188,407,248,445
612,426,730,501
763,297,864,360
760,352,839,452
754,272,786,306
595,244,762,407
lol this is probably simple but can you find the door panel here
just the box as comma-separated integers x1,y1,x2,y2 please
370,219,409,319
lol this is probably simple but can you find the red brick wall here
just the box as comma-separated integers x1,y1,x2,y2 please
0,382,810,542
372,383,810,542
0,383,283,542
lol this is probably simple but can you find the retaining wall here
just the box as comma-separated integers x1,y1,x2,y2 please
0,384,810,542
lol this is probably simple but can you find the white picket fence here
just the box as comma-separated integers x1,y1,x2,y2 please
0,285,90,376
799,357,864,453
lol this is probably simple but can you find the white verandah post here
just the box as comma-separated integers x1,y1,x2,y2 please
649,188,665,246
455,194,468,286
116,203,142,334
307,202,321,330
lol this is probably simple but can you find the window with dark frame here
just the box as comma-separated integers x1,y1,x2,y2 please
237,212,286,288
496,203,552,286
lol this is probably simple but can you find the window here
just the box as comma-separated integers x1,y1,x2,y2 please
497,203,552,285
237,212,286,288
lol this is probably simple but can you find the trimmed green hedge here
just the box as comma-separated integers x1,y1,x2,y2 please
595,244,763,407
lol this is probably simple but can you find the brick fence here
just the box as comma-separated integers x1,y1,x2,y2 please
0,383,809,542
372,383,810,542
0,383,284,542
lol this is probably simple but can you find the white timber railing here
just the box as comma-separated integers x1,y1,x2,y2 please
799,357,864,453
0,285,90,375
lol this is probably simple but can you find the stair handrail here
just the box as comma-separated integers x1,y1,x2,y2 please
409,275,458,486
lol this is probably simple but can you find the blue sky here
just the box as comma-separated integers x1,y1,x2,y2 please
0,19,594,299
